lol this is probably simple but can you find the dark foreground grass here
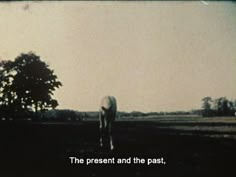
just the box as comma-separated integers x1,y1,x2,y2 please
0,120,236,177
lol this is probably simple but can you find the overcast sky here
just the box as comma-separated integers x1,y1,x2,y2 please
0,1,236,112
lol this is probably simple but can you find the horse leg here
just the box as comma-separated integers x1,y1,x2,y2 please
99,112,105,148
108,122,114,151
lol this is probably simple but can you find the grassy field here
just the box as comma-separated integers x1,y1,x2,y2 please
141,116,236,139
0,116,236,177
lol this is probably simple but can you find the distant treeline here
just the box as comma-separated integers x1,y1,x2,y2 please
1,101,235,122
201,97,236,117
0,108,195,121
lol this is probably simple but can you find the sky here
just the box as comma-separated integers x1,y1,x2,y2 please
0,1,236,112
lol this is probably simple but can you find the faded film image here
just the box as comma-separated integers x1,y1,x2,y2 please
0,1,236,177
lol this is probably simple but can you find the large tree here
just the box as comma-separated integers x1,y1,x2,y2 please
213,97,233,116
0,52,62,115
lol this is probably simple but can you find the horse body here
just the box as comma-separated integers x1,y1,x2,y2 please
99,96,117,150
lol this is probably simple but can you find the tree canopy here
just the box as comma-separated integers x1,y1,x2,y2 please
0,52,62,116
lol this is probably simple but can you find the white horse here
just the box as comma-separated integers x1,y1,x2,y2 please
99,96,117,151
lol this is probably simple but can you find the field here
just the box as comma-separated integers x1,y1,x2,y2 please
1,116,236,177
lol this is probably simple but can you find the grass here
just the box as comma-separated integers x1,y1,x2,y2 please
0,116,236,177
